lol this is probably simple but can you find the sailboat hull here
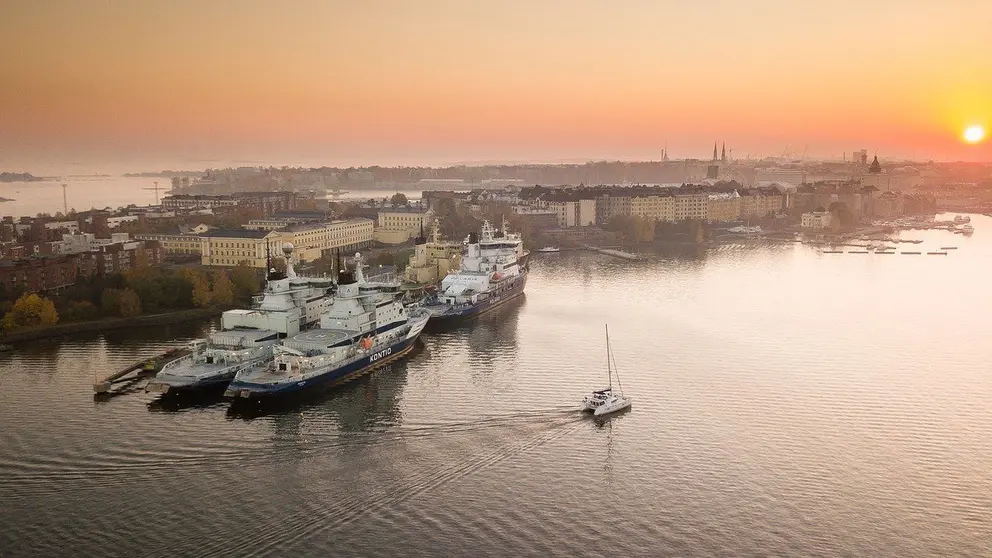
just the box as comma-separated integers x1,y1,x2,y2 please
592,396,632,416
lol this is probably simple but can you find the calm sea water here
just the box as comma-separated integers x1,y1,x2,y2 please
0,176,420,219
1,216,990,557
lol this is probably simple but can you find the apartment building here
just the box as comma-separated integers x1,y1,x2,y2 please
674,191,709,221
629,194,676,222
706,191,741,222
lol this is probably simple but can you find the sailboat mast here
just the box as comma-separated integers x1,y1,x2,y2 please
605,324,611,388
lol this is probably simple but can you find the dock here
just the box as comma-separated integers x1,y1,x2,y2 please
583,246,647,261
93,347,188,394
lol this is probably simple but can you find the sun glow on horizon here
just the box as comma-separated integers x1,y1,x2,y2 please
963,125,986,144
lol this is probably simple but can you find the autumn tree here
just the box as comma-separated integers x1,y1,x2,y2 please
390,192,408,206
210,271,234,306
1,293,59,332
118,288,143,317
191,274,212,307
230,262,261,300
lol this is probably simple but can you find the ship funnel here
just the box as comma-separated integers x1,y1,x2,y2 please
468,232,479,244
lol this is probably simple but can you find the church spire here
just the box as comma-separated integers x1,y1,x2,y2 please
713,142,718,161
721,142,727,163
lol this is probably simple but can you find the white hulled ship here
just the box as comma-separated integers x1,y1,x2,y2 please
421,218,528,326
225,253,430,400
146,243,335,395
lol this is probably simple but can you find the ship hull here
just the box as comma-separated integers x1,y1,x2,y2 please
423,271,527,329
225,321,427,400
146,359,267,395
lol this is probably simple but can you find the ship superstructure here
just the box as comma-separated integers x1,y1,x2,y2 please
421,219,528,326
225,253,429,399
146,243,335,394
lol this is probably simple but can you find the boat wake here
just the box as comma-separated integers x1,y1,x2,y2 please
187,411,583,558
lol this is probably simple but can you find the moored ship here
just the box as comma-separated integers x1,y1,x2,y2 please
145,243,335,395
421,219,528,327
225,253,429,400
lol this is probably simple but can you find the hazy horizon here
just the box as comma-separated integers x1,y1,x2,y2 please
2,0,990,175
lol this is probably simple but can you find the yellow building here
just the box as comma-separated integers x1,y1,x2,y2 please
374,207,433,244
629,195,675,222
134,233,203,255
674,191,709,221
404,221,463,285
740,188,785,218
278,218,373,262
706,191,741,222
200,230,284,267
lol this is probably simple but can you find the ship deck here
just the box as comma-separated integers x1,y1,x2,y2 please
287,328,352,348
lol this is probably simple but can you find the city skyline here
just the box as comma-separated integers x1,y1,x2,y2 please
2,0,990,174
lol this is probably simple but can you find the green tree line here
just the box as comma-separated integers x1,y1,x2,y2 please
0,263,262,333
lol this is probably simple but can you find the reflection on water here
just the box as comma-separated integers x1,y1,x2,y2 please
1,216,991,557
226,340,421,431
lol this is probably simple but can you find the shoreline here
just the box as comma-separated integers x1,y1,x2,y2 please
1,307,225,344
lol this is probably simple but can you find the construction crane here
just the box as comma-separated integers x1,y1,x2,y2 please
144,181,166,204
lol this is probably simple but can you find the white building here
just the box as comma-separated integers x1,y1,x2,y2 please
801,211,833,229
44,220,80,232
545,199,597,227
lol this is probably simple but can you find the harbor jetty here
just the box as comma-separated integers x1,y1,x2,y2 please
93,347,188,395
583,245,647,261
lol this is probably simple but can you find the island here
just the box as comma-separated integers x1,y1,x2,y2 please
0,172,43,182
0,197,15,202
123,170,203,178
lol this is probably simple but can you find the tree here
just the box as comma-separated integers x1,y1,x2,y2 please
390,192,408,207
191,274,212,307
65,300,99,322
118,288,143,317
1,293,59,332
230,263,261,300
828,201,857,230
211,271,234,306
101,288,123,316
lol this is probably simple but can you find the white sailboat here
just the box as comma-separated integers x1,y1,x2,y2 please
582,325,632,416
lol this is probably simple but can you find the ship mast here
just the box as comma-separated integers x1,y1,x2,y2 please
606,324,611,389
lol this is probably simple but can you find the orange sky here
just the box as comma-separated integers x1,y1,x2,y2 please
1,0,990,172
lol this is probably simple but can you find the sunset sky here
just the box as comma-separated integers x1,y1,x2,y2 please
2,0,990,172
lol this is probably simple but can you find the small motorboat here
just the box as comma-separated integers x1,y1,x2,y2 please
582,325,632,416
536,246,560,253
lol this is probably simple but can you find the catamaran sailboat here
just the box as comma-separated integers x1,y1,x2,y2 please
582,325,632,416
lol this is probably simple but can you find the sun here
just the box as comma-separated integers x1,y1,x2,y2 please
963,125,985,144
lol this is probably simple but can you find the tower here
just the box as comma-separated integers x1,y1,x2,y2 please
868,155,882,174
713,142,718,161
721,142,727,163
61,183,68,215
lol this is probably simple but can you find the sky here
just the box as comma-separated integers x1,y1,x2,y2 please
1,0,991,173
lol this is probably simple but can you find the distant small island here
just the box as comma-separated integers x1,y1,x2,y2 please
0,172,43,183
0,197,15,202
123,170,203,178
